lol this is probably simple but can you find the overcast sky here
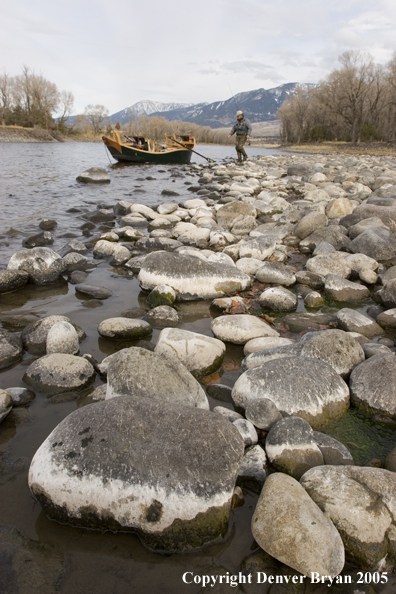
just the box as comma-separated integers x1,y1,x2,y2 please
1,0,396,115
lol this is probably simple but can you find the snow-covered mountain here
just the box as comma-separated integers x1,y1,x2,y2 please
109,100,196,124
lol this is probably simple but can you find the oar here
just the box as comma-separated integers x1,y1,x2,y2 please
168,136,214,163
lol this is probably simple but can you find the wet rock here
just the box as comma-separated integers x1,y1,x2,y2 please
245,397,282,431
46,321,79,355
5,387,35,406
22,315,86,354
39,219,57,231
22,231,53,248
0,330,23,370
62,252,95,272
335,308,384,338
283,312,336,332
255,262,296,286
0,270,29,293
252,473,344,578
28,395,244,551
148,284,176,307
7,247,65,285
232,418,258,447
154,328,225,379
211,314,279,345
232,356,349,428
377,308,396,329
238,445,267,485
124,254,147,274
350,354,396,417
93,240,130,265
143,305,180,328
138,251,251,300
313,432,354,465
258,287,298,312
0,313,39,329
265,417,324,479
0,390,13,424
300,329,365,378
106,347,208,409
75,284,113,299
205,384,233,403
23,354,95,395
243,336,294,356
295,270,325,290
324,274,370,302
69,270,88,284
238,235,278,260
306,252,351,278
304,291,324,308
98,317,152,340
0,524,64,594
76,167,110,183
301,465,396,570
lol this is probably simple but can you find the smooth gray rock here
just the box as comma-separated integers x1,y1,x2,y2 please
306,252,351,278
22,315,86,355
335,308,384,338
313,432,354,465
312,241,337,255
213,406,243,423
238,235,278,261
5,387,36,407
283,311,336,332
299,329,365,378
62,253,95,273
46,321,79,355
300,225,350,252
245,397,282,431
0,270,29,294
255,262,296,286
258,287,298,312
349,354,396,417
377,308,396,329
324,274,370,302
148,284,177,307
7,247,65,285
362,343,393,358
138,251,251,300
252,473,345,578
232,418,258,447
294,211,328,239
243,336,294,356
23,354,95,396
0,330,23,370
211,314,279,345
304,291,324,308
238,445,267,485
143,305,181,328
216,201,256,230
154,328,225,378
76,167,110,183
265,417,324,479
242,343,301,371
0,389,13,424
232,356,349,428
301,465,396,570
98,318,152,340
206,384,233,403
295,270,325,290
106,347,208,409
350,227,396,261
28,395,244,551
379,278,396,308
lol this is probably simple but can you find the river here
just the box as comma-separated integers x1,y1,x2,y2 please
0,142,395,593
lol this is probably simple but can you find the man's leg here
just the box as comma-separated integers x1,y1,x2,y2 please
235,135,246,162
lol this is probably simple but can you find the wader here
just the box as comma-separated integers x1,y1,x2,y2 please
235,135,248,162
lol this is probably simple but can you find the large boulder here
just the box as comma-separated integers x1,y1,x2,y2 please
28,395,244,551
251,473,344,578
106,347,208,409
138,251,251,300
7,247,65,285
23,354,95,395
232,356,349,428
301,465,396,570
211,314,279,345
154,328,225,378
299,329,365,378
349,354,396,418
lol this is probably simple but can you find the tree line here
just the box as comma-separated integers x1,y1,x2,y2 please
277,51,396,144
0,66,74,131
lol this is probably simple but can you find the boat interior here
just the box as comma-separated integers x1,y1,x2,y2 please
110,130,195,153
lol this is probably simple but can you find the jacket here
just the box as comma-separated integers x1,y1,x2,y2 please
230,117,252,136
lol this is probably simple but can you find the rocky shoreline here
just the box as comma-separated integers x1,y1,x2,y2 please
2,151,396,586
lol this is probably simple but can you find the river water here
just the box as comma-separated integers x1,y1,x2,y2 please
0,142,395,593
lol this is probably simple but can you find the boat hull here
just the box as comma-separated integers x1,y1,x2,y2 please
103,137,193,164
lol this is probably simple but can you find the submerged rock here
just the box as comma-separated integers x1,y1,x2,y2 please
251,473,344,578
349,354,396,418
0,270,29,294
28,395,244,551
0,390,13,424
76,167,110,183
0,330,23,370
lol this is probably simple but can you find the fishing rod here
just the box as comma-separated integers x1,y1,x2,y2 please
168,136,214,163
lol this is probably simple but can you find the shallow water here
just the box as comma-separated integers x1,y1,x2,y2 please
0,142,396,593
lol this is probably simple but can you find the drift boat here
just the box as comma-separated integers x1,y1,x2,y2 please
102,131,196,164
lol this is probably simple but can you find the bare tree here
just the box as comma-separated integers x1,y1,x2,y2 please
0,71,13,125
84,104,109,135
58,90,74,131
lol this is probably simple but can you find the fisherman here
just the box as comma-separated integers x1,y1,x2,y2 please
228,110,252,163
